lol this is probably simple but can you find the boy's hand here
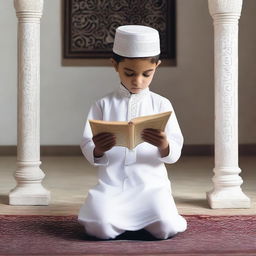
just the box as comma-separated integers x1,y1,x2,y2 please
141,128,169,157
93,132,116,157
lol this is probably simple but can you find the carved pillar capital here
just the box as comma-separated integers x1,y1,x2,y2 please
14,0,43,20
208,0,242,15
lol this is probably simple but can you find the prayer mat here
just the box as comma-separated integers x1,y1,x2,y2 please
0,215,256,256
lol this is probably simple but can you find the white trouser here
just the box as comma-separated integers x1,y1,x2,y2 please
81,221,125,240
145,218,187,240
81,217,187,240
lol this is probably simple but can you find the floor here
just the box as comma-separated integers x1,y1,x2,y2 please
0,156,255,216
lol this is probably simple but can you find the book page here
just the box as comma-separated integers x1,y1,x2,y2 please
131,111,172,147
89,120,130,147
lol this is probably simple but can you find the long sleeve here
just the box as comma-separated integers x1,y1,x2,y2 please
80,101,109,167
158,99,184,164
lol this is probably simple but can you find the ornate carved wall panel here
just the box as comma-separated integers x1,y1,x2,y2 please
63,0,176,62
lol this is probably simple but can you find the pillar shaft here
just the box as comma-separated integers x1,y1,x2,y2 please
207,0,250,208
9,0,50,205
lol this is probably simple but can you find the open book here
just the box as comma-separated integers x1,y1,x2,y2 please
89,111,172,150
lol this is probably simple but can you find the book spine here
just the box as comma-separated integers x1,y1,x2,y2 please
128,122,134,150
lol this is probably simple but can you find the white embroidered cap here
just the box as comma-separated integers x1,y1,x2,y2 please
113,25,160,58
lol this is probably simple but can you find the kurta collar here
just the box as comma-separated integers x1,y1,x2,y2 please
118,83,149,100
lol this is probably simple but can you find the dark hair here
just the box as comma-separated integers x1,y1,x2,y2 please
112,52,160,64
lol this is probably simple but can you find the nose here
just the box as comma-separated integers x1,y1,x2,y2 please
132,75,143,86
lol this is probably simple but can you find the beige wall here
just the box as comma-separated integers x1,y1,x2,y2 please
0,0,255,146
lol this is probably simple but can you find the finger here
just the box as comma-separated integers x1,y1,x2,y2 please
96,139,116,152
143,132,165,144
94,132,114,140
142,137,159,147
142,134,160,145
101,141,116,151
142,131,163,140
101,138,116,147
93,133,115,143
142,129,163,137
143,128,161,133
94,136,116,147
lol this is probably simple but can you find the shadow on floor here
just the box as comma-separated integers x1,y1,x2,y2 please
116,229,157,241
32,217,159,242
0,195,9,205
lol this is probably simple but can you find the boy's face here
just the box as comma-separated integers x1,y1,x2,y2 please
112,58,161,94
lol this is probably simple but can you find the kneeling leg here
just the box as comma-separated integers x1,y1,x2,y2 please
82,221,125,240
145,218,187,240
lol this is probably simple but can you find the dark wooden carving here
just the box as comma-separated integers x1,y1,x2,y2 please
64,0,176,60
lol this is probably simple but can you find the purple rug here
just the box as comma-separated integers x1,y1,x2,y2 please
0,215,256,255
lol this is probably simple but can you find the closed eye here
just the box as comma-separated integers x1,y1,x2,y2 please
143,72,153,77
124,72,134,77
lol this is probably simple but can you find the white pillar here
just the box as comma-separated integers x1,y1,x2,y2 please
207,0,250,208
9,0,50,205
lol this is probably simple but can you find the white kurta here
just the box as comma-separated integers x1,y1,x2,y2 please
78,84,187,239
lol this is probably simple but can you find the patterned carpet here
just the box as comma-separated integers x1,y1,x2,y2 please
0,215,256,256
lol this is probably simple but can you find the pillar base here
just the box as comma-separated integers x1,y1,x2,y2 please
207,189,250,209
9,185,50,205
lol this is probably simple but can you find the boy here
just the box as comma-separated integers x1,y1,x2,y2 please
78,25,187,240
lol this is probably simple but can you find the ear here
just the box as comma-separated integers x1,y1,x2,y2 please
156,60,161,68
110,58,118,72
